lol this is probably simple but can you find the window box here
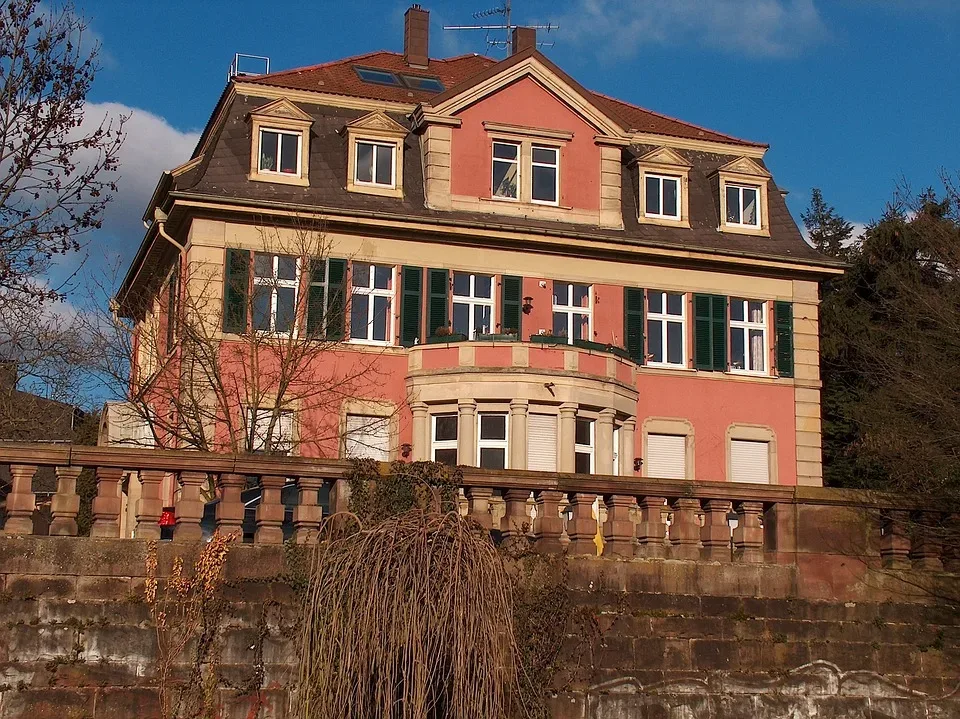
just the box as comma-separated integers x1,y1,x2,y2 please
530,334,567,346
475,332,518,342
427,333,468,344
570,338,631,360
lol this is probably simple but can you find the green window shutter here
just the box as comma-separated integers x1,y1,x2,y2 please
623,287,645,364
400,266,423,346
427,268,449,337
305,258,326,338
775,300,794,378
695,294,727,371
325,258,347,340
223,249,250,334
501,275,523,336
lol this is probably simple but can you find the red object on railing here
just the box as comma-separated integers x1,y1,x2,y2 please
159,508,176,527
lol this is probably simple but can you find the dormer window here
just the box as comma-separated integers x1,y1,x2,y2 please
635,147,691,227
248,98,313,187
355,140,396,188
715,157,771,236
259,128,301,176
344,111,407,199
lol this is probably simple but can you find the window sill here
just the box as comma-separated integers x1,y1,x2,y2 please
247,172,309,187
718,223,770,238
347,180,403,198
479,195,573,210
348,338,393,347
639,214,690,229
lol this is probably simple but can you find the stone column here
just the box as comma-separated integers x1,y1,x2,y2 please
255,475,287,544
595,409,616,475
602,494,636,556
620,418,636,475
509,399,529,470
411,402,429,461
669,497,701,560
458,399,477,466
293,477,325,544
701,499,733,561
501,489,531,542
733,501,764,563
636,496,667,558
533,490,564,553
216,472,247,536
558,403,578,473
566,492,599,555
90,466,125,538
49,466,81,536
2,464,38,534
174,470,207,542
134,470,165,539
465,487,494,531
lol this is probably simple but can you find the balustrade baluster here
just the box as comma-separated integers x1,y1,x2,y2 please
133,470,164,539
293,477,324,544
90,466,125,537
733,501,764,563
602,494,636,557
174,470,207,542
669,497,701,560
2,464,38,534
566,492,599,555
500,489,531,545
465,486,494,531
216,473,247,536
911,513,944,572
49,466,81,536
701,499,733,562
533,490,564,553
636,496,667,558
255,475,286,544
879,510,912,569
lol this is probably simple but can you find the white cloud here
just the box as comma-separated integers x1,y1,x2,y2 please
558,0,826,59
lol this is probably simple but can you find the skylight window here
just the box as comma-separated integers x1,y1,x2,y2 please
354,67,402,86
400,74,444,92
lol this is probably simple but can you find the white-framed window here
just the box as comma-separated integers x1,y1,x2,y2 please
646,291,686,366
355,140,396,188
344,414,390,461
350,262,394,344
730,299,767,374
258,128,302,176
552,282,591,343
725,183,760,228
477,413,508,469
531,145,559,204
492,141,520,200
575,417,594,474
527,413,557,472
249,408,294,455
432,414,458,466
730,439,770,484
644,174,680,219
612,426,620,476
646,433,686,480
252,253,299,334
452,272,494,339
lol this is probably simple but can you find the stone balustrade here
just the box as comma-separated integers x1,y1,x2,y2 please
0,443,953,571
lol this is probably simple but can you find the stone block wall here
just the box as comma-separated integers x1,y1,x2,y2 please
0,537,956,718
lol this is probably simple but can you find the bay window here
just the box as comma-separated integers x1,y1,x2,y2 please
729,299,767,373
432,414,458,466
350,262,393,344
477,413,508,469
575,417,594,474
552,282,591,343
452,272,494,339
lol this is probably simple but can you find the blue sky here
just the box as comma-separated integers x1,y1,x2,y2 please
72,0,960,272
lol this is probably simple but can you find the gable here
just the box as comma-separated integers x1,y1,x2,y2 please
718,156,771,178
249,97,313,123
345,110,408,136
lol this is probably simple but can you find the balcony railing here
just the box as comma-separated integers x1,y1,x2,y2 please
0,442,950,571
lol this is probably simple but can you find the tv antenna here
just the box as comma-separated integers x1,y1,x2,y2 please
443,0,558,55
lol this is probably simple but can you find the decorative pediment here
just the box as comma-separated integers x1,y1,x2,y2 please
718,156,771,178
636,146,692,169
345,111,408,138
249,98,313,124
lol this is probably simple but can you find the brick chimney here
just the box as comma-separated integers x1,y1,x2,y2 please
511,26,536,55
404,4,430,68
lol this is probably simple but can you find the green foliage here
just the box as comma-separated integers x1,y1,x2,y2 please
346,458,460,523
802,188,855,258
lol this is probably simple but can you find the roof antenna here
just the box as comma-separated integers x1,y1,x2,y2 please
443,0,558,56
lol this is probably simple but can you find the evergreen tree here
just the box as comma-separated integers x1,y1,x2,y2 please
802,188,855,258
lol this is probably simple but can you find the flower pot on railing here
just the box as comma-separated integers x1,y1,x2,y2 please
571,338,631,360
427,333,468,344
475,333,519,342
530,334,568,346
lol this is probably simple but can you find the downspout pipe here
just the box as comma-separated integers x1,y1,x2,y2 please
154,207,185,253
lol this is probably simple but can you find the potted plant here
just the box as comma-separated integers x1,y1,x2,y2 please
476,327,519,341
427,324,468,344
530,330,567,345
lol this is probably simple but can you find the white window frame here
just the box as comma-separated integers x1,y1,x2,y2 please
477,412,509,469
491,140,520,201
644,173,681,220
725,183,761,229
349,262,395,345
574,416,595,475
612,426,620,476
344,414,390,461
252,253,300,335
452,272,495,339
258,127,302,177
646,291,686,367
729,298,768,375
552,282,592,345
530,144,560,206
354,139,397,188
431,413,458,464
249,407,294,455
